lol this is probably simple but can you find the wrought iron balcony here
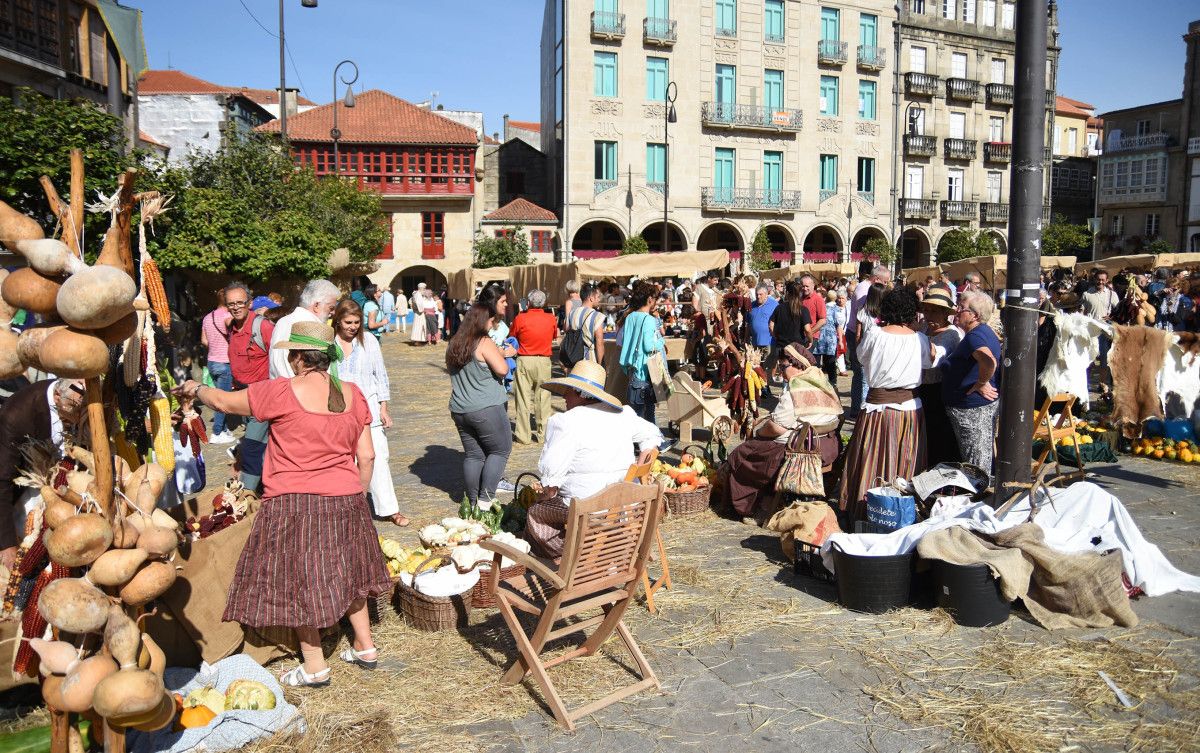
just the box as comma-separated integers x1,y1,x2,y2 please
643,17,676,45
944,138,977,161
817,39,848,65
1189,137,1200,155
1107,132,1171,153
980,203,1009,223
946,77,979,101
702,187,802,212
594,179,618,196
591,11,625,39
647,182,666,195
985,83,1013,107
899,198,937,220
857,45,886,71
904,72,939,97
1046,90,1055,109
904,134,937,157
984,142,1012,163
941,200,978,222
716,24,737,38
857,191,875,205
819,189,837,203
701,101,803,132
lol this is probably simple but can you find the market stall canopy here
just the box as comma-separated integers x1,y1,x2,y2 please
1074,254,1157,276
901,265,944,283
759,261,859,281
510,262,577,306
447,266,514,300
1158,252,1200,269
574,249,730,280
938,255,1077,289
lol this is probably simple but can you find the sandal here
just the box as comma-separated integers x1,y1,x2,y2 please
390,513,411,527
339,646,379,670
279,664,331,687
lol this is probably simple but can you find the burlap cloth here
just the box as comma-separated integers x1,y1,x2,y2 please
766,501,841,563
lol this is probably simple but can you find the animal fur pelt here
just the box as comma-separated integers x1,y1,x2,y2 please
1110,325,1172,436
1039,312,1106,408
1158,334,1200,419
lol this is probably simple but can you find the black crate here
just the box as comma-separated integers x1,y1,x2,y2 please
793,540,835,583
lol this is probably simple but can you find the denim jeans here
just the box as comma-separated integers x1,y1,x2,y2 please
207,361,232,434
452,403,513,505
628,377,657,423
846,331,868,415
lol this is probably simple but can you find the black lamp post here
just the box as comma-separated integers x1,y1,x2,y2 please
897,101,921,268
330,59,358,177
662,81,677,253
279,0,318,143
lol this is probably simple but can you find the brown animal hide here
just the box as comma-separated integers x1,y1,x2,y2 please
1177,331,1200,360
1109,325,1171,437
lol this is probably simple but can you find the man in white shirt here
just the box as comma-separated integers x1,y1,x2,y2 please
847,263,892,416
269,279,341,378
695,271,720,321
394,288,409,334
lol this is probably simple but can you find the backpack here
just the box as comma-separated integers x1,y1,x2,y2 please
559,308,595,370
250,313,267,353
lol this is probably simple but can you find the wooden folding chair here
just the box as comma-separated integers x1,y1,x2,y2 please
1031,393,1086,486
624,449,671,614
479,483,665,731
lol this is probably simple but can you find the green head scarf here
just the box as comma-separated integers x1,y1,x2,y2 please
288,334,345,390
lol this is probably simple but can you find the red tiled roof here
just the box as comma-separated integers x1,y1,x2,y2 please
483,135,501,145
483,198,557,223
137,70,315,105
507,119,540,132
257,89,478,145
137,130,166,148
1055,95,1094,118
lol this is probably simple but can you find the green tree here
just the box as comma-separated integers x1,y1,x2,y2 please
473,225,530,268
863,236,897,266
937,229,984,263
748,226,774,272
144,133,389,280
1041,214,1093,256
0,88,133,241
1146,238,1172,255
621,234,649,255
975,231,998,256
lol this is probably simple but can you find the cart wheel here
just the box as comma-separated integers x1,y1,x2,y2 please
712,416,734,443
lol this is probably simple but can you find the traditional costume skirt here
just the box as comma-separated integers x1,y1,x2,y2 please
524,498,570,560
836,397,927,523
223,492,393,629
726,438,788,516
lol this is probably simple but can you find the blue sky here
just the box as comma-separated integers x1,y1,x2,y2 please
140,0,1196,133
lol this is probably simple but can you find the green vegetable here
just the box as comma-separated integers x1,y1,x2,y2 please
0,720,91,753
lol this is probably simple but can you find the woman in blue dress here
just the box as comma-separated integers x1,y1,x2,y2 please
813,289,841,389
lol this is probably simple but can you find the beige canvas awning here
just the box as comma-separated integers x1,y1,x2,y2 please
759,261,858,281
1074,254,1157,276
510,262,578,306
1158,252,1200,269
937,255,1077,289
574,249,730,280
447,266,514,300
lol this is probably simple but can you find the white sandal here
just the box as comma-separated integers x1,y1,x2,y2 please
339,646,378,670
278,664,331,687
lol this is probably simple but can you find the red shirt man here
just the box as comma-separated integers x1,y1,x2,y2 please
798,274,827,341
510,307,557,356
228,309,274,386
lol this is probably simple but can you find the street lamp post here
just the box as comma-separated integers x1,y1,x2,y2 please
897,101,921,269
330,60,359,177
279,0,318,143
662,81,677,254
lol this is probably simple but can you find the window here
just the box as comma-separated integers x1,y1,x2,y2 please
987,171,1002,203
421,212,444,259
819,154,838,192
906,165,924,198
530,230,553,255
594,141,617,180
820,75,839,116
494,228,515,239
1135,120,1151,137
912,0,925,11
949,111,966,140
982,0,996,25
716,0,736,34
909,46,927,73
991,58,1006,84
764,0,784,41
860,14,878,48
594,52,617,97
856,157,875,194
1111,215,1123,235
714,148,735,201
646,56,668,100
941,0,956,20
989,116,1004,142
858,80,876,120
763,151,783,196
648,0,668,19
1001,1,1014,29
908,106,926,134
1067,128,1078,154
594,0,617,12
764,69,784,109
947,168,964,201
646,143,666,184
716,64,736,105
820,7,839,41
951,52,968,79
1145,213,1160,238
961,0,975,24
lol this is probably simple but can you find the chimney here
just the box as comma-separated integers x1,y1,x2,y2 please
283,88,298,118
493,132,500,142
503,113,510,140
436,104,444,111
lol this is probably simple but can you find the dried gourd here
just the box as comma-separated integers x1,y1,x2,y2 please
12,238,85,276
91,668,165,720
59,655,119,713
16,324,66,370
122,462,167,503
37,577,109,634
119,561,176,606
103,606,141,669
56,265,137,330
137,526,177,560
139,633,166,678
130,693,176,732
87,548,148,587
110,518,140,549
0,199,44,250
1,267,63,316
39,328,110,378
45,513,113,568
92,312,139,345
29,638,80,676
0,329,22,379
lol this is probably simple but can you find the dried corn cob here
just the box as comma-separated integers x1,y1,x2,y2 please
123,310,146,387
142,257,171,332
112,420,141,471
148,394,174,472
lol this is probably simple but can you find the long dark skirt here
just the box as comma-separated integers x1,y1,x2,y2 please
726,438,788,516
836,407,927,524
918,383,961,466
223,492,393,629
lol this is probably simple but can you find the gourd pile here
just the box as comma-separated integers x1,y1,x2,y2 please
650,453,714,492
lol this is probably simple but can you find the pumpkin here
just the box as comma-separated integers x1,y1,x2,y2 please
15,324,65,370
223,680,277,711
29,638,80,676
0,329,22,379
680,453,695,465
179,704,217,729
56,265,137,330
59,655,119,713
119,561,177,607
0,199,44,250
91,668,165,719
45,513,113,568
1,267,64,316
103,606,142,669
185,686,226,715
38,577,110,634
87,548,148,588
39,328,110,378
13,238,85,276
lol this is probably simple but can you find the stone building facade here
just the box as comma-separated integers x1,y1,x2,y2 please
1049,95,1099,226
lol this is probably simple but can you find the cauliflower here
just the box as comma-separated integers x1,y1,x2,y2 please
450,543,489,571
419,524,449,548
441,517,469,530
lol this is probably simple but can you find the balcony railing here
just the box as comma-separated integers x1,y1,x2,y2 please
1189,137,1200,155
765,29,785,44
946,77,980,101
984,142,1012,162
986,83,1014,107
857,191,875,205
817,39,848,65
905,72,939,96
702,187,802,212
363,175,474,197
819,189,837,203
899,198,937,219
1107,133,1171,153
647,182,665,195
857,45,886,70
944,138,977,161
1046,90,1055,109
942,200,978,222
980,203,1009,223
904,134,937,157
715,24,737,38
591,11,625,38
643,16,676,45
701,101,803,132
594,179,618,196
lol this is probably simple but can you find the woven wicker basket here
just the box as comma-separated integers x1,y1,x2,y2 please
664,485,711,517
467,561,527,609
395,555,474,631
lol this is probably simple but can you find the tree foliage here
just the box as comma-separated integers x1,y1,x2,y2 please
473,226,530,268
1146,238,1172,255
621,234,649,256
143,133,389,280
0,88,133,241
748,226,774,272
1041,214,1093,256
863,236,897,265
936,229,998,263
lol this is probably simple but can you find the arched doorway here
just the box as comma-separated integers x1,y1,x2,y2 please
900,228,932,268
571,221,625,256
851,227,888,259
764,224,795,256
696,222,744,252
802,225,843,261
989,231,1007,256
390,265,448,297
642,221,688,252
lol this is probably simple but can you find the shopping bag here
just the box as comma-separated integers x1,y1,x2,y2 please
865,479,918,531
648,350,672,402
201,367,215,389
775,423,825,497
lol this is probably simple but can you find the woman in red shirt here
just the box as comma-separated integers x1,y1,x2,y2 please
175,321,392,688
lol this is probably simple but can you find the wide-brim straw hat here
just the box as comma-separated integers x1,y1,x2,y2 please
541,360,623,411
921,284,955,310
271,320,337,351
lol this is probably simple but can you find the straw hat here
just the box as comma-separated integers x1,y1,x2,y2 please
541,360,623,411
271,320,338,351
920,284,955,310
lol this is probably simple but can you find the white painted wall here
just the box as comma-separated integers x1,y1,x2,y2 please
137,94,226,165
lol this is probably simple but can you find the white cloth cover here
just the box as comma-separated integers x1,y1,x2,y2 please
1157,339,1200,418
821,482,1200,598
1039,313,1107,407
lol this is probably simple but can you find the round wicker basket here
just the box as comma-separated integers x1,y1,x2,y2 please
395,555,474,631
468,561,527,609
664,485,711,517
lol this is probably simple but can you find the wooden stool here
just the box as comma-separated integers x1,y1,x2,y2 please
1031,393,1087,487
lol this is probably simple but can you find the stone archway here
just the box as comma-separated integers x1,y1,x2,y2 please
763,223,795,256
851,227,888,258
696,222,744,252
641,221,688,252
990,231,1008,256
802,225,843,260
900,228,932,268
390,265,448,297
571,220,625,254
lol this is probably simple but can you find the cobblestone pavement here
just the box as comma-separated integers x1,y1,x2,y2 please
197,335,1200,753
